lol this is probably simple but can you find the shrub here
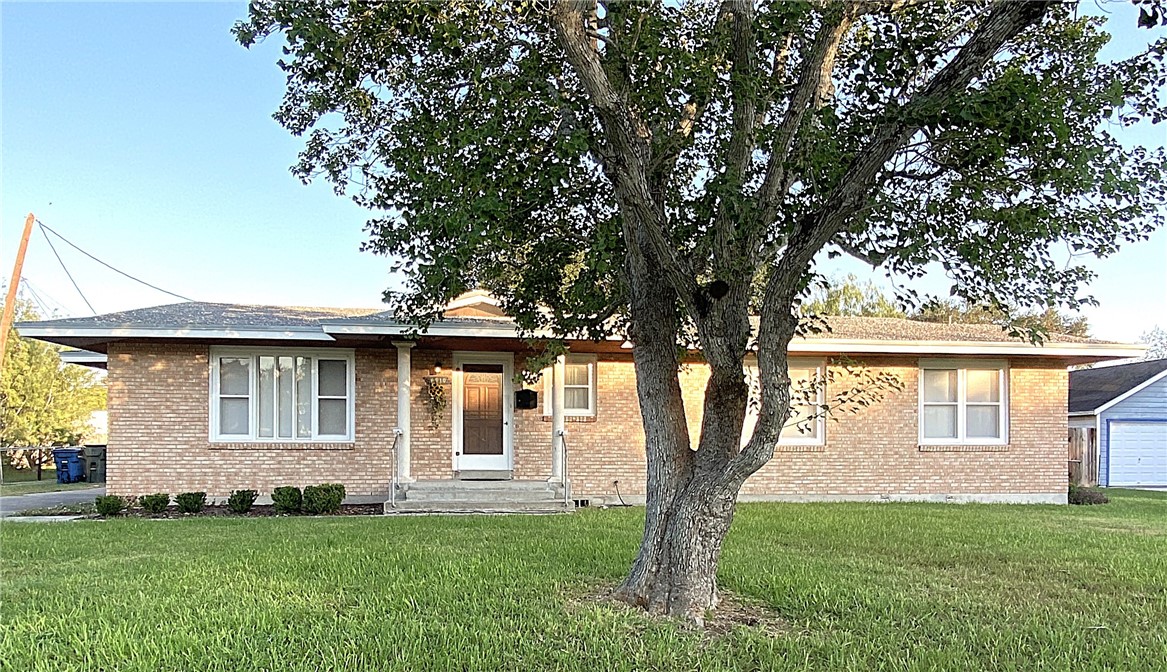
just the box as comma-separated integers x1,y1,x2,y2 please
1069,485,1109,505
175,492,207,514
227,489,259,514
139,493,170,515
303,483,346,515
272,486,302,514
95,495,129,517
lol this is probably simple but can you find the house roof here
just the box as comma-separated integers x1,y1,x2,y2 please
801,316,1101,344
16,299,1144,363
19,302,383,329
1069,358,1167,414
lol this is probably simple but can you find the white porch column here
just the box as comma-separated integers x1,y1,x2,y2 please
550,354,566,482
393,341,415,482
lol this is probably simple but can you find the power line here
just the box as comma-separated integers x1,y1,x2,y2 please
20,277,71,316
36,219,195,303
39,225,97,315
18,278,53,316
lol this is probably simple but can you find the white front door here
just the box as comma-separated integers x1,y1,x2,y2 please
1109,421,1167,486
453,353,514,472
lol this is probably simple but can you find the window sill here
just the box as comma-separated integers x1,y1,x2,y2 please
541,415,598,423
210,442,356,451
775,444,826,453
918,444,1009,453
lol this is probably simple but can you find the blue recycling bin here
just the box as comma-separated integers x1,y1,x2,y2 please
52,448,85,484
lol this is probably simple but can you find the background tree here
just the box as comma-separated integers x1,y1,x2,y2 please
237,0,1167,622
801,274,905,318
912,299,1091,338
1141,326,1167,359
0,300,107,473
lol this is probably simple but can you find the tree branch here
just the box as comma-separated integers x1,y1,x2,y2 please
549,0,702,317
756,4,858,212
726,0,1058,485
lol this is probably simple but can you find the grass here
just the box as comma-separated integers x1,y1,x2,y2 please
9,502,95,517
0,464,98,496
3,490,1166,671
0,480,98,496
1,462,55,482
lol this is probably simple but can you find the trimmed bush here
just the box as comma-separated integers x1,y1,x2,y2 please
175,492,207,514
303,483,346,515
95,495,129,517
272,486,302,514
227,489,259,514
139,493,170,515
1069,485,1109,505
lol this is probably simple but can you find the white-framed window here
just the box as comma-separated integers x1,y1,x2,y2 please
919,359,1008,445
742,358,826,447
543,355,597,416
210,348,355,442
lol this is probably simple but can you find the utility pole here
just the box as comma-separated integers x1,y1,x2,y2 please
0,213,36,370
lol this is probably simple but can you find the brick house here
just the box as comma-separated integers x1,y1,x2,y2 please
18,292,1141,509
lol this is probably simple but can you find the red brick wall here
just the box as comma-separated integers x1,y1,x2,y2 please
105,343,1068,503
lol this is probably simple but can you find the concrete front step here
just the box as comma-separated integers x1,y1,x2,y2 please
384,500,573,514
455,469,513,481
405,490,562,503
396,479,569,510
407,479,558,490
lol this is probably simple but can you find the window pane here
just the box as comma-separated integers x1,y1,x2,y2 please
319,360,347,397
258,357,275,438
219,398,249,435
277,357,294,438
966,369,1000,403
318,399,347,435
564,387,589,411
923,405,957,439
788,367,815,387
564,362,589,387
219,357,249,396
296,357,313,438
780,403,819,440
923,370,957,403
967,405,1001,439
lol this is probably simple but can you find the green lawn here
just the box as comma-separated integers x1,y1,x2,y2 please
3,491,1166,671
0,480,98,496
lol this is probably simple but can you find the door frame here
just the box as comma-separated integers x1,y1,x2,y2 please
451,351,514,472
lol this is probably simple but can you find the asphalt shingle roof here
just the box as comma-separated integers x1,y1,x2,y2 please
17,301,1108,344
17,302,384,330
799,316,1101,344
1069,358,1167,414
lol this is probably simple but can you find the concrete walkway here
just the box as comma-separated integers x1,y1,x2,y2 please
0,486,104,517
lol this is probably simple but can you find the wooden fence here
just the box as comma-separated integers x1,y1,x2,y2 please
1068,427,1098,487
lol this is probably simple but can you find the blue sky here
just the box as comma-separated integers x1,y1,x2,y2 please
2,1,1164,342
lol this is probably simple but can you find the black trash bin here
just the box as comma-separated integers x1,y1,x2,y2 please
82,445,106,483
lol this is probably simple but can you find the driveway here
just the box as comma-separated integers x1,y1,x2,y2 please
0,486,104,517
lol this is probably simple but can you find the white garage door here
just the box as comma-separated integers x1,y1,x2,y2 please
1109,422,1167,486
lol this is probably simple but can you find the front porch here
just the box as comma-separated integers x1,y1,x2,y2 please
387,342,576,512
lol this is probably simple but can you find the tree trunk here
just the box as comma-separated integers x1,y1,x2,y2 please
613,245,758,624
614,251,697,611
616,478,738,624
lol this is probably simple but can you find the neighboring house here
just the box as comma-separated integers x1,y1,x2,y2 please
1069,359,1167,488
17,292,1141,508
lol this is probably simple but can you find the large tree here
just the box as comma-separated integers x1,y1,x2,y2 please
237,1,1167,622
1,301,107,464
